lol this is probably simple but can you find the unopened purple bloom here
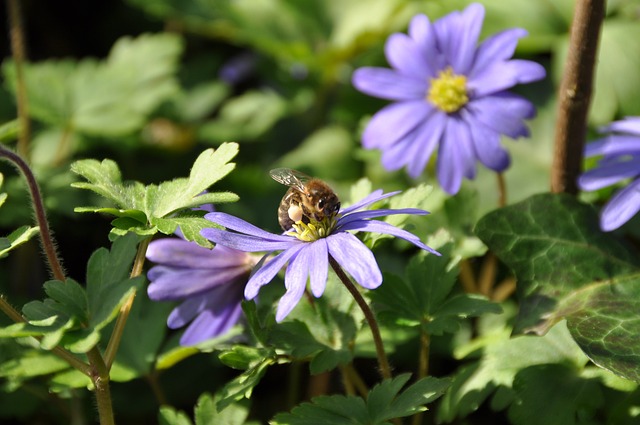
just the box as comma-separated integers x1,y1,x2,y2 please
201,190,440,322
578,117,640,231
352,3,546,194
146,239,256,345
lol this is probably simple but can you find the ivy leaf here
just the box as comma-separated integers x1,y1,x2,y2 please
475,193,640,382
272,374,450,425
370,250,501,335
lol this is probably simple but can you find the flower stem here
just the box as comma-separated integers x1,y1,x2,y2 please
0,145,65,282
411,330,431,425
104,237,150,369
551,0,605,194
328,255,392,381
86,348,115,425
6,0,31,158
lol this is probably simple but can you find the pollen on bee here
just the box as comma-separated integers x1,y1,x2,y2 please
288,204,304,223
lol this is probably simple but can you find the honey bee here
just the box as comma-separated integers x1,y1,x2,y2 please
270,168,341,231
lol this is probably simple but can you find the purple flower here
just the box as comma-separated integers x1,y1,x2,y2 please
146,239,257,345
352,3,546,194
578,117,640,231
201,190,440,322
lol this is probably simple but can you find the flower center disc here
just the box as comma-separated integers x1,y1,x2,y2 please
288,216,337,242
427,67,469,113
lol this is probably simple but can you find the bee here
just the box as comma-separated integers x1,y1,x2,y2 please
270,168,341,231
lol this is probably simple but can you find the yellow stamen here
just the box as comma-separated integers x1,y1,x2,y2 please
427,67,469,113
287,216,337,242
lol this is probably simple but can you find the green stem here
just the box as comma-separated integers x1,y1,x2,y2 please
104,237,150,369
328,255,392,381
0,145,65,281
411,331,431,425
87,348,115,425
6,0,30,158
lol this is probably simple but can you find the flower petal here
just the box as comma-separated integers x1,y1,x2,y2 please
148,265,246,300
449,3,485,73
407,110,447,177
578,158,640,191
305,240,328,298
337,220,440,256
352,67,427,101
585,135,640,158
600,179,640,231
469,59,546,97
167,296,203,329
327,232,382,289
466,92,535,138
362,101,432,149
201,227,295,252
337,208,428,229
463,111,511,171
437,117,476,194
385,33,433,78
179,293,244,345
470,28,528,76
408,14,441,73
276,250,310,321
340,189,388,215
204,212,291,242
244,245,304,299
146,239,246,269
602,117,640,136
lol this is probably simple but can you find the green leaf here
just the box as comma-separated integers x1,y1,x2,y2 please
273,374,450,425
158,406,193,425
86,234,141,330
194,393,252,425
475,193,640,382
145,143,239,217
438,315,589,422
370,250,501,335
0,225,40,259
110,294,172,382
216,353,278,411
0,350,70,380
0,119,19,142
507,364,603,425
70,158,146,211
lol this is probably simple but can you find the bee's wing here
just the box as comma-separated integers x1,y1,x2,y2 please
269,168,309,191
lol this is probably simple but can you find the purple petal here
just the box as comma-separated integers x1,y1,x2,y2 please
338,208,428,229
146,239,247,269
305,240,328,298
339,189,387,215
167,296,203,328
449,3,485,74
202,227,295,252
276,251,310,322
585,135,640,158
362,101,432,149
178,291,244,345
147,265,246,300
437,117,476,194
204,212,291,242
327,232,382,289
337,220,440,256
578,158,640,191
352,67,427,101
244,245,304,299
463,112,511,171
602,117,640,136
470,28,528,77
406,111,446,177
408,14,441,74
470,59,546,97
600,179,640,231
385,33,433,78
465,93,535,138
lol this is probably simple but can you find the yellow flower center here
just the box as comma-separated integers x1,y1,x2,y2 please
287,216,337,242
427,67,469,113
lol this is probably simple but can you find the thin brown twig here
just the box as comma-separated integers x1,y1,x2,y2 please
551,0,606,194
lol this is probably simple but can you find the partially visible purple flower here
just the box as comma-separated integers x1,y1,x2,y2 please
201,190,440,322
352,3,546,194
578,117,640,231
146,239,257,345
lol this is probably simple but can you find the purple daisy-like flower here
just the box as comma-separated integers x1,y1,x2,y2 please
578,117,640,232
352,3,546,194
146,239,257,345
201,190,440,322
